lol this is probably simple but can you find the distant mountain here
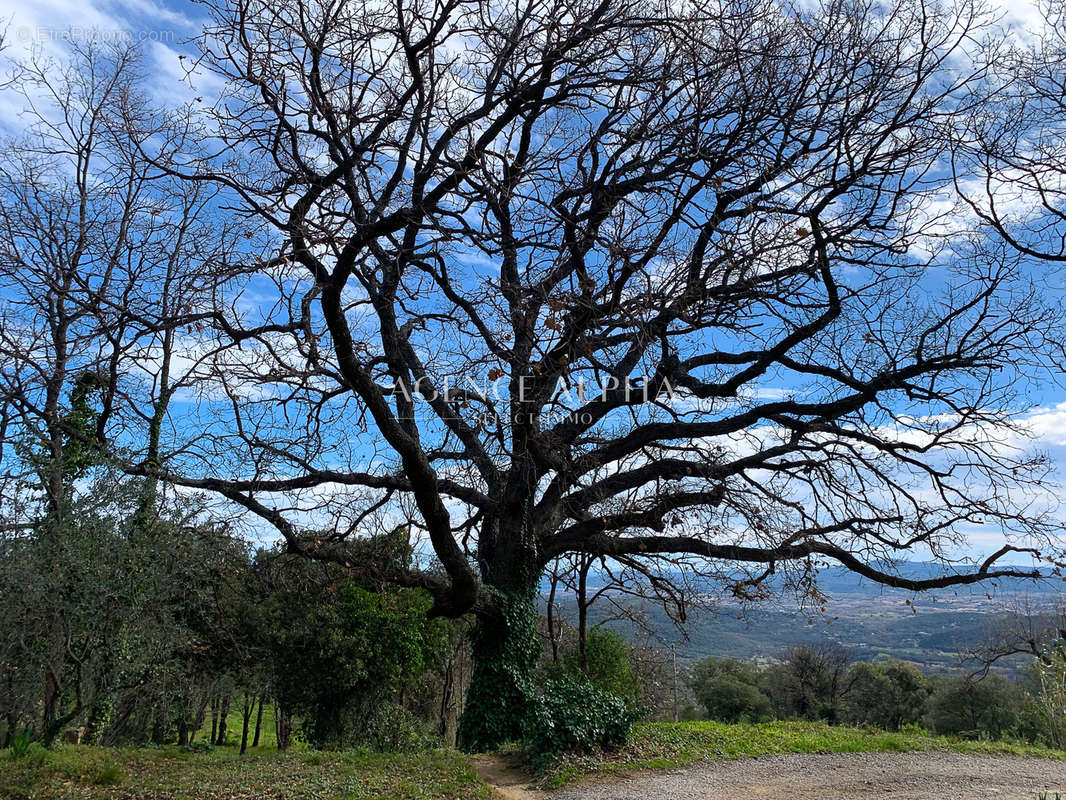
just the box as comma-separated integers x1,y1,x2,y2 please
543,562,1065,675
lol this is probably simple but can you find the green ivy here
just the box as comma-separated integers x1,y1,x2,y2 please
458,588,540,752
525,674,640,772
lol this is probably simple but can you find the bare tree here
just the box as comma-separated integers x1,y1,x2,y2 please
4,0,1062,749
546,550,703,669
956,0,1066,263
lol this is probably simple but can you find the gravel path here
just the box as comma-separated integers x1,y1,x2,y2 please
547,752,1066,799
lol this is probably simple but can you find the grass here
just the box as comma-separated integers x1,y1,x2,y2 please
7,720,1066,797
541,720,1066,789
189,698,280,750
0,744,490,799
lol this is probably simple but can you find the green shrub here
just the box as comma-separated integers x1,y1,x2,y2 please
21,742,48,767
8,731,31,759
91,761,123,786
525,675,640,771
566,630,643,707
358,703,433,752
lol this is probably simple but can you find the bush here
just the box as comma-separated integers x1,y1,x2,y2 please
697,676,774,723
571,630,643,707
925,674,1022,739
358,703,434,752
91,761,123,786
843,661,929,730
525,675,640,771
8,731,31,759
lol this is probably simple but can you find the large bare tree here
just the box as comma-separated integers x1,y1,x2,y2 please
5,0,1064,747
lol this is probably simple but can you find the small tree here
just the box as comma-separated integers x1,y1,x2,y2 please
256,553,449,748
926,674,1022,740
766,645,851,722
692,658,773,723
843,661,929,731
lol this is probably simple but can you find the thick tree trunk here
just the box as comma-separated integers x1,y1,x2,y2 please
275,704,291,751
457,540,541,752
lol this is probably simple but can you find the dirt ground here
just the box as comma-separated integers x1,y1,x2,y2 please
547,752,1066,799
475,752,1066,800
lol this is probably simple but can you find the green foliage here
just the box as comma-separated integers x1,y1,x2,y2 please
525,674,640,771
459,589,540,752
262,570,449,749
1021,650,1066,748
691,658,773,723
361,703,435,753
60,372,109,479
843,661,929,730
925,674,1023,739
90,760,123,786
566,630,643,707
764,645,850,722
8,731,31,759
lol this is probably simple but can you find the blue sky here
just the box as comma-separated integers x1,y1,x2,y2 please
1,0,1065,565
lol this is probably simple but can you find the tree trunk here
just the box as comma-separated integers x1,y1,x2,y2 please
41,669,61,744
239,692,252,755
439,658,455,745
577,557,591,670
215,694,230,745
209,696,219,745
252,695,265,748
458,570,540,752
193,692,209,741
546,567,560,663
275,704,291,751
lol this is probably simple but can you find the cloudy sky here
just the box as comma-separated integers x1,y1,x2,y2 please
1,0,1064,563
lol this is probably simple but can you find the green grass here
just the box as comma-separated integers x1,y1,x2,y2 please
188,697,281,750
541,720,1066,789
0,744,490,799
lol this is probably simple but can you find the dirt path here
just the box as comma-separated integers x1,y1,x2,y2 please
470,753,547,800
546,752,1066,799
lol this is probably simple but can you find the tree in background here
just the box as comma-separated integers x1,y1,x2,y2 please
691,657,773,723
765,645,851,723
925,674,1023,740
843,661,929,731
